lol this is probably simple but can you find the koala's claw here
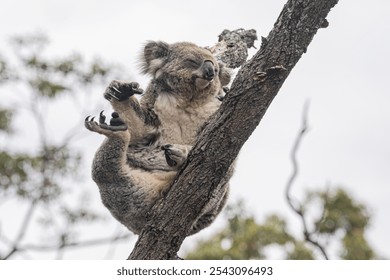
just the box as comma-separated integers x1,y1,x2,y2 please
99,111,106,124
161,144,189,168
161,144,177,167
85,112,127,132
104,80,144,102
85,115,93,123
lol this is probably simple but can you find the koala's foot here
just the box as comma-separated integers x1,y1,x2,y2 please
104,80,144,102
161,144,190,168
85,111,128,136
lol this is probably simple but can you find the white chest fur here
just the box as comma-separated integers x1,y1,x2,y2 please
154,93,220,145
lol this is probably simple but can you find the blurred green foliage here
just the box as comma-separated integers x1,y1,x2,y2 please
186,188,376,260
0,109,13,133
0,33,118,259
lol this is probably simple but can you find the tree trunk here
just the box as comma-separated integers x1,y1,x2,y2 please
128,0,340,260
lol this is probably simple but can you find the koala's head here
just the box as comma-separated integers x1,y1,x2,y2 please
140,41,231,100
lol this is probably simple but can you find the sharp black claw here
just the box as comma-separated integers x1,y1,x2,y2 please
91,117,95,122
85,116,91,122
111,86,122,94
162,144,177,167
165,153,177,167
99,111,106,124
106,91,120,101
161,144,172,151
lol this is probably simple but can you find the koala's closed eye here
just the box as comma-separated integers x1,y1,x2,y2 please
184,59,200,68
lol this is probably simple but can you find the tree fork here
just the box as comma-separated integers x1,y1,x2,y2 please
129,0,340,260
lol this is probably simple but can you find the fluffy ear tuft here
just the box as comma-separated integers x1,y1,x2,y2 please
139,41,169,76
218,63,232,86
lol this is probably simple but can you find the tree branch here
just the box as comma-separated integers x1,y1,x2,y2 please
285,101,329,260
210,28,257,68
129,0,340,259
22,234,132,252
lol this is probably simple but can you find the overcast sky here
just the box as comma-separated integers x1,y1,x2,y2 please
1,0,389,259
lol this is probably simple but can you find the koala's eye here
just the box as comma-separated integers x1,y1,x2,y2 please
184,59,199,67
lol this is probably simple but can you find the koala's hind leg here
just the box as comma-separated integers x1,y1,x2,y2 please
126,143,191,172
85,112,149,233
85,111,131,185
85,112,179,233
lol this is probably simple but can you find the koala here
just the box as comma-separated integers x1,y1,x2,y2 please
86,41,232,235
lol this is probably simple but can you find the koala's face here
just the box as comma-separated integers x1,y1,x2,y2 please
140,41,231,98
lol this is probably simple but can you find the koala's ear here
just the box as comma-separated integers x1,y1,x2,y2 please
140,41,170,75
218,63,232,86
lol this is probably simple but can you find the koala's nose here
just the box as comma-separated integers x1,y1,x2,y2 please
203,60,215,81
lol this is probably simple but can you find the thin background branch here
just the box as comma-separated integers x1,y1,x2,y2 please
285,101,329,260
2,200,37,259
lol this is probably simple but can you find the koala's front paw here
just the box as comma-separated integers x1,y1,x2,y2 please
104,80,144,102
161,144,190,168
85,111,128,135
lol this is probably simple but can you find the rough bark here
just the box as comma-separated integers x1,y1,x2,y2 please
128,0,340,260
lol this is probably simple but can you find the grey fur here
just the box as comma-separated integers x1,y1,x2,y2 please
87,41,233,235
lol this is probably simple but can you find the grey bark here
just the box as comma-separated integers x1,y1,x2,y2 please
128,0,340,260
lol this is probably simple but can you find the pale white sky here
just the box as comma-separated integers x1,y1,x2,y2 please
0,0,389,259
